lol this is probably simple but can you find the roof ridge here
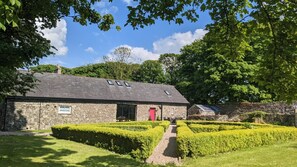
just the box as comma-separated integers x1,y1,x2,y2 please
34,72,175,87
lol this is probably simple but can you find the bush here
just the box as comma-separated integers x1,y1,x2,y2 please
52,121,169,160
242,111,267,123
100,125,152,131
188,124,246,133
176,121,297,158
185,120,274,128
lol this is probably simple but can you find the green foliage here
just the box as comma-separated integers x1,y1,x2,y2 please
125,0,297,102
31,63,140,81
184,121,274,128
1,0,119,99
51,121,170,160
159,53,180,85
176,121,297,158
0,69,37,100
30,64,70,74
0,0,21,30
132,60,165,84
243,110,267,123
189,124,246,133
178,39,271,104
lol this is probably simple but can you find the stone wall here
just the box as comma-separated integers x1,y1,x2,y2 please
4,99,188,130
216,102,296,126
136,104,187,121
162,105,187,119
5,100,117,130
217,102,296,117
136,104,161,121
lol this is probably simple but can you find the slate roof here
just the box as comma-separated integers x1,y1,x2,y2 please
16,73,189,105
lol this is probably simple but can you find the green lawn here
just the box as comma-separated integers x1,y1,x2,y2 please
182,141,297,167
0,136,159,167
1,135,297,167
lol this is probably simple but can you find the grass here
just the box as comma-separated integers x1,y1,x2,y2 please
0,135,163,167
182,141,297,167
20,129,52,133
1,135,297,167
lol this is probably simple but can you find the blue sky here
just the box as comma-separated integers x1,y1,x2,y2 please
40,0,211,68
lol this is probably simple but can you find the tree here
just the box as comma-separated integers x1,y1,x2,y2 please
178,38,271,104
0,0,119,100
103,46,135,80
125,0,297,102
2,0,297,102
0,69,36,101
133,60,165,84
159,53,180,85
30,64,70,74
104,47,132,63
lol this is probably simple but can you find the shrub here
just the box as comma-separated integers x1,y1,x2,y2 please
242,110,267,123
185,120,274,128
52,121,169,160
188,124,247,133
176,121,297,158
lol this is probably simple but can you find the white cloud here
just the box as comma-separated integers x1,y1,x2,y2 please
122,0,133,5
98,29,207,64
37,19,68,56
103,45,159,63
95,1,106,8
85,47,95,53
100,6,118,14
153,29,208,54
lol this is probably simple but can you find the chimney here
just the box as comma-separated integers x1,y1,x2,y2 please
57,64,62,74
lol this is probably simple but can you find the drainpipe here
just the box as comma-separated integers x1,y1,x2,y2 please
161,104,163,121
38,102,41,130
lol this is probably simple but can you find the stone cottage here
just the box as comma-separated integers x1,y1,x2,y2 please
1,73,189,130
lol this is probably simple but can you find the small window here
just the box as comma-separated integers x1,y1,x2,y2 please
115,81,122,86
107,80,114,85
58,106,71,114
124,81,131,87
164,90,171,96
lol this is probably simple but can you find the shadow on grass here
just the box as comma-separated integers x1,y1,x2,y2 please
287,143,297,149
0,136,75,167
0,136,169,167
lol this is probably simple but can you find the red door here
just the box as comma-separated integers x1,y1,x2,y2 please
149,108,156,121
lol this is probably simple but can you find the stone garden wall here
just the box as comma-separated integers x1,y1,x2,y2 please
217,102,296,116
217,102,297,126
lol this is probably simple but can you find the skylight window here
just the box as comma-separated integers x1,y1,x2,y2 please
124,81,131,87
115,81,123,86
164,90,171,96
107,80,114,85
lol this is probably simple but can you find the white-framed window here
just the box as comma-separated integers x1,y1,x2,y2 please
58,106,72,114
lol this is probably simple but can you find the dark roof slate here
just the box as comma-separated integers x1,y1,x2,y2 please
21,73,189,104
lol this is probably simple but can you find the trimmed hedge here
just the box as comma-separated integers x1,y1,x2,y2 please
189,124,246,133
52,121,170,160
96,125,152,131
185,120,275,128
177,121,297,158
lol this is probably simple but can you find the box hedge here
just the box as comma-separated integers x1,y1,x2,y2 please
185,120,275,128
52,121,169,160
188,124,246,133
177,121,297,158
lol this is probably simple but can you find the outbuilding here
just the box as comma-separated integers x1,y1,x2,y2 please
1,73,189,130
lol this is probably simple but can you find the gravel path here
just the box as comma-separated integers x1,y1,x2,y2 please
146,124,181,166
